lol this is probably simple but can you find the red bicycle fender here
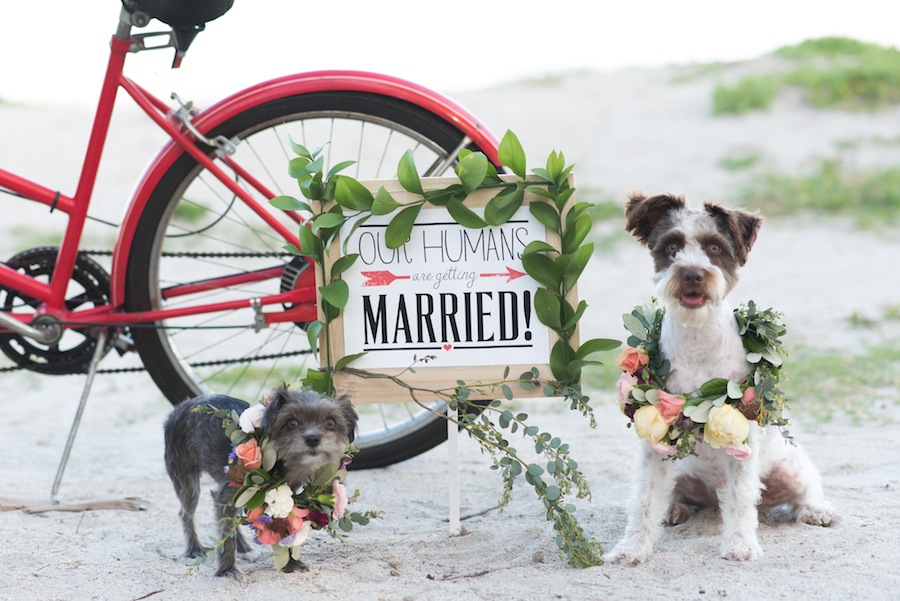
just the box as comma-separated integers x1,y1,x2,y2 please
110,70,501,306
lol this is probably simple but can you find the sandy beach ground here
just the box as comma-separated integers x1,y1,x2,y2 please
2,61,900,601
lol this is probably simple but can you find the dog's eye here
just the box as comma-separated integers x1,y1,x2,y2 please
707,243,721,255
287,418,299,429
666,243,679,256
324,418,336,430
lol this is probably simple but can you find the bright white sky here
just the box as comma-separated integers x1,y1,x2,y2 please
1,1,898,107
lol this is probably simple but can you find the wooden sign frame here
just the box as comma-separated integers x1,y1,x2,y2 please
318,175,579,403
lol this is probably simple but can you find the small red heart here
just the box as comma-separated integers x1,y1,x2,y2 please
443,344,452,351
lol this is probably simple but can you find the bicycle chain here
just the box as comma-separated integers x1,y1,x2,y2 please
1,347,312,374
1,249,306,374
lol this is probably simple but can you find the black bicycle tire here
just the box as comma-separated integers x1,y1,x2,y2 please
125,90,494,469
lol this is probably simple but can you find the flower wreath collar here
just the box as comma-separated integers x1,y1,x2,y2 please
199,402,379,571
616,300,790,460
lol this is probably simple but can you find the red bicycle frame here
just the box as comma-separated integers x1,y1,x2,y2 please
0,26,500,337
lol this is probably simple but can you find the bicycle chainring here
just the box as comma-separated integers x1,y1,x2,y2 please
0,246,115,375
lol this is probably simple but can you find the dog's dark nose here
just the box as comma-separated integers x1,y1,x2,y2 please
304,433,321,448
682,269,704,285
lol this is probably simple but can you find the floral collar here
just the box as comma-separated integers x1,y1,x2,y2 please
199,403,379,570
616,300,790,460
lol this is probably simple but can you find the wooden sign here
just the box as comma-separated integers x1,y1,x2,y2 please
320,176,578,402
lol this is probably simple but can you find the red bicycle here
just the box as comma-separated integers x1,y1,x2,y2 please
0,0,501,470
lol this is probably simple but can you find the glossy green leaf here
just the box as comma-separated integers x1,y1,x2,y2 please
335,352,367,372
288,156,312,179
371,186,401,215
306,320,323,354
498,130,527,179
530,202,560,232
446,198,487,229
521,253,561,290
333,175,374,211
311,212,346,232
269,195,310,212
319,279,349,310
385,204,421,248
455,151,489,194
533,288,562,329
397,150,424,195
330,253,359,279
296,223,321,262
575,338,621,359
562,243,594,291
484,186,524,226
522,240,557,255
561,213,592,254
327,160,356,179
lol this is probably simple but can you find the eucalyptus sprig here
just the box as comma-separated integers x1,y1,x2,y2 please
269,130,620,567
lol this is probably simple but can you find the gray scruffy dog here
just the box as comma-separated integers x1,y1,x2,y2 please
163,385,358,577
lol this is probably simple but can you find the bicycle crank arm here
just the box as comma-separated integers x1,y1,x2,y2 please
0,311,59,344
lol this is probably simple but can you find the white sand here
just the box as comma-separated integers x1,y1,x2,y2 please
2,63,900,600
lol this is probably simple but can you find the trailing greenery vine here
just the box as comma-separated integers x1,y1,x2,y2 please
269,131,620,568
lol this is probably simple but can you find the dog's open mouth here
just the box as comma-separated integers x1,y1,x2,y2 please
680,293,706,308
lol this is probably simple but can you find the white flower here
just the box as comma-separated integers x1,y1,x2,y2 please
239,404,267,434
264,484,295,519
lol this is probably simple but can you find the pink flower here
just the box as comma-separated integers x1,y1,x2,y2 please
617,347,649,373
651,442,677,456
332,480,349,519
655,391,686,425
724,444,753,460
234,438,262,470
742,387,757,404
616,373,635,411
286,507,310,534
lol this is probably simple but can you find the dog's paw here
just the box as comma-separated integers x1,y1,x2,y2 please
666,503,695,526
214,565,243,579
603,547,649,566
797,505,836,527
183,545,209,560
281,557,310,573
720,538,763,561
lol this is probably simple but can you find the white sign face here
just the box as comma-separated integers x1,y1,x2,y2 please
339,205,549,370
320,176,577,402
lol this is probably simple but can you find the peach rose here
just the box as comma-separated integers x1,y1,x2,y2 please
655,391,686,425
704,404,751,449
617,347,649,373
633,404,669,444
235,438,262,470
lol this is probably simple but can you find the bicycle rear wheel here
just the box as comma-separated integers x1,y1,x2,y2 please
125,91,496,469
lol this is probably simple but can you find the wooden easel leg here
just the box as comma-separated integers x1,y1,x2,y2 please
448,404,461,535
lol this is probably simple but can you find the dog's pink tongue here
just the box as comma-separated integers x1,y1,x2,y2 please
681,293,705,308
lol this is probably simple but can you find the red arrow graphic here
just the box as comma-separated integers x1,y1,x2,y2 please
479,266,527,283
361,270,411,287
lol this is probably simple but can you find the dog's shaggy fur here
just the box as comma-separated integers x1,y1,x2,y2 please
163,386,358,577
605,193,835,565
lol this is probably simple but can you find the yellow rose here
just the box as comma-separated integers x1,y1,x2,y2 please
703,404,751,449
633,404,669,444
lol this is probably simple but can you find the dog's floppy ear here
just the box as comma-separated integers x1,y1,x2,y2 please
625,192,685,246
703,202,763,265
260,384,293,431
336,394,358,443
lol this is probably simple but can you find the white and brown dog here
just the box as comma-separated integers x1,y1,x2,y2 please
606,192,835,565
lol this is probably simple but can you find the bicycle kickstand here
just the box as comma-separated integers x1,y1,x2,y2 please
49,330,107,504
